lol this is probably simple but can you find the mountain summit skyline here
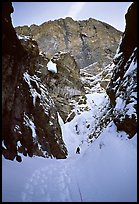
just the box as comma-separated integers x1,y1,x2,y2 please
12,2,132,31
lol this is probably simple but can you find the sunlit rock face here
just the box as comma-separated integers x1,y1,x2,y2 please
15,17,122,97
2,2,67,162
15,17,122,70
106,2,137,138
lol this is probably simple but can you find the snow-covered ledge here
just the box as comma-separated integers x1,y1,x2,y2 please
47,60,57,73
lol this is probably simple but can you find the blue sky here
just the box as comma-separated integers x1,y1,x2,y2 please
12,2,132,31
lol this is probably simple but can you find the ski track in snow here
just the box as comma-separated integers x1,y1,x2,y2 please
21,161,72,202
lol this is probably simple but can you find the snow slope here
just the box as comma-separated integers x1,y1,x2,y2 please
2,92,137,202
59,92,109,158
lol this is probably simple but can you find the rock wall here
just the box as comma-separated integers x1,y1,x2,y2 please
106,2,137,138
2,2,67,162
15,17,122,69
45,52,85,122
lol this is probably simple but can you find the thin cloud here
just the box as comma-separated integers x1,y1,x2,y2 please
65,2,86,19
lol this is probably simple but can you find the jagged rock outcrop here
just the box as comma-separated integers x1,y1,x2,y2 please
106,2,137,138
46,52,85,122
2,2,67,162
32,50,85,122
15,17,122,69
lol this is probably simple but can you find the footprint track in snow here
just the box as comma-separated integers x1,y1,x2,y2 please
22,162,72,202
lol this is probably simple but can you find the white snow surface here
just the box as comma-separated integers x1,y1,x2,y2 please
2,93,137,202
23,113,37,142
59,92,109,157
47,60,57,73
23,72,40,106
16,34,30,40
124,47,137,78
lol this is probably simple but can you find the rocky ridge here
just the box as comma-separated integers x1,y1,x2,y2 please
15,17,122,70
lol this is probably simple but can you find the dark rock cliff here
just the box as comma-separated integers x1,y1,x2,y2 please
106,2,137,138
2,2,67,162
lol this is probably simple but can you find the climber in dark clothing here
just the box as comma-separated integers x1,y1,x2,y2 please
76,146,80,154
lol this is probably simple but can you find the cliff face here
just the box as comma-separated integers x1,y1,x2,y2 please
15,17,122,69
82,2,137,141
44,52,85,122
106,2,137,138
2,3,67,162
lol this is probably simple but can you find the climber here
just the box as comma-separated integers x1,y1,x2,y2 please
76,146,80,154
